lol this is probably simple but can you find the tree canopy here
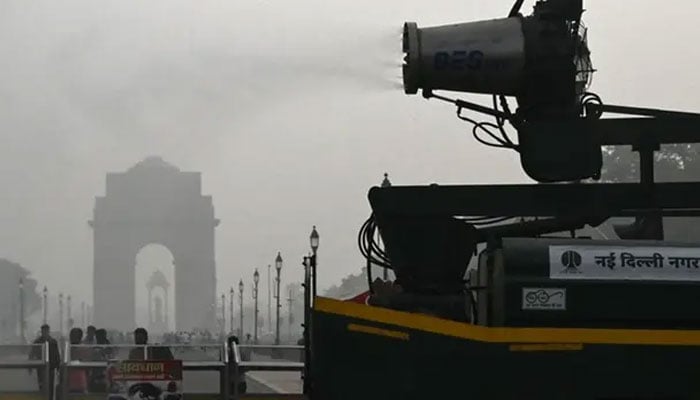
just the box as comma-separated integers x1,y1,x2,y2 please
601,144,700,242
0,259,42,340
323,267,369,299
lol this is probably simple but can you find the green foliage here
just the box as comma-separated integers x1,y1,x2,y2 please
323,267,368,299
601,144,700,183
601,144,700,242
0,259,42,335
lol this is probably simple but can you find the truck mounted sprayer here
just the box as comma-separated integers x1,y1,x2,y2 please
300,1,700,399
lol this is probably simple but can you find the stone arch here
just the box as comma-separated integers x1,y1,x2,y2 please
141,246,174,332
90,157,219,331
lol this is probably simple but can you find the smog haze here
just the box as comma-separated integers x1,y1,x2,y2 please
1,0,699,311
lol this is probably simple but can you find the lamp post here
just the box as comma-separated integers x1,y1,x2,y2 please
274,253,283,345
267,264,272,334
238,280,244,338
19,278,25,343
287,288,293,341
310,226,319,298
58,293,64,338
253,269,260,344
81,301,85,327
67,295,73,330
229,287,234,334
42,287,48,325
301,255,311,394
221,293,226,336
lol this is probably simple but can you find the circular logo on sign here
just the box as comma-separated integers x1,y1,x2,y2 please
561,250,582,274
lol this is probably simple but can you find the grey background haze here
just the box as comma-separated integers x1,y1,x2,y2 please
1,0,699,318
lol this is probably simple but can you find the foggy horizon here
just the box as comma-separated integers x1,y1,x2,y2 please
1,0,700,316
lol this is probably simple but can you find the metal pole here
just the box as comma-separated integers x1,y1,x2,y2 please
267,265,272,334
148,289,152,327
229,288,234,334
164,288,169,330
81,301,85,327
302,256,312,395
275,273,281,345
221,293,226,336
239,282,244,339
59,293,64,339
67,295,72,330
19,278,25,343
42,287,48,325
287,288,293,342
311,251,318,300
253,279,259,344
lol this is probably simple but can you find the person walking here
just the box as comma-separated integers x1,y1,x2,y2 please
29,324,60,400
64,328,88,394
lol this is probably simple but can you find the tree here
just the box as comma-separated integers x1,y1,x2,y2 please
601,144,700,241
323,267,369,299
0,259,42,341
601,144,700,183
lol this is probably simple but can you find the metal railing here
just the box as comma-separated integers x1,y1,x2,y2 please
0,343,50,398
232,344,304,398
0,341,305,399
60,343,230,399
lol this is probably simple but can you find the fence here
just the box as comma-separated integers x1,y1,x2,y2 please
0,343,50,397
60,343,229,399
232,344,304,399
0,342,305,399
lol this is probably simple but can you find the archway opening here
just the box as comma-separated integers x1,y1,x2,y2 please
135,244,176,333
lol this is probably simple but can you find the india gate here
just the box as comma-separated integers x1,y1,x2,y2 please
90,157,219,331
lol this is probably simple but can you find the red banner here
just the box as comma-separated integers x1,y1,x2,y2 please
108,360,182,381
107,360,183,399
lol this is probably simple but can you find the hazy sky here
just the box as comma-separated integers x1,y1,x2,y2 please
1,0,699,314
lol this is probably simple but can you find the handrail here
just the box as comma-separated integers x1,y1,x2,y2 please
0,343,49,368
53,342,304,398
60,342,230,399
234,344,303,366
238,345,304,350
0,343,51,399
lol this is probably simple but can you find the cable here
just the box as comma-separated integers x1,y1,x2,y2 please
581,92,603,119
457,107,520,150
508,0,525,17
457,216,517,226
357,215,392,271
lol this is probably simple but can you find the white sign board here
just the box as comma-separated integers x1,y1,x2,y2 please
549,245,700,281
522,288,566,310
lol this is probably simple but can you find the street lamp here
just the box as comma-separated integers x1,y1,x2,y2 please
221,293,226,336
238,279,244,338
58,293,64,338
301,255,312,394
267,264,272,335
42,287,48,325
253,269,260,344
274,253,283,345
309,226,320,298
81,301,85,327
287,288,293,341
229,287,234,334
19,278,25,343
67,295,73,330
